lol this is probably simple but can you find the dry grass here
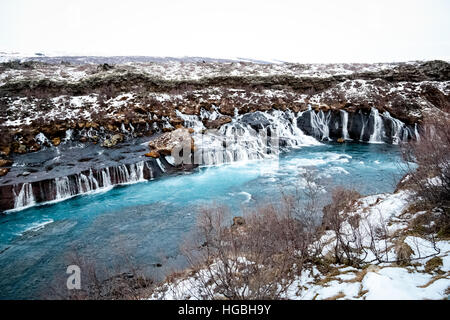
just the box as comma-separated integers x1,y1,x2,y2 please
324,291,346,300
417,274,449,288
424,257,443,274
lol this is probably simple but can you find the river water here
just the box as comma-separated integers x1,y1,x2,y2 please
0,142,405,299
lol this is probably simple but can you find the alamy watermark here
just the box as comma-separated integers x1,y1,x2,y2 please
66,265,81,290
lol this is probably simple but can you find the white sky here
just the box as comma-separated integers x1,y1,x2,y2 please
0,0,449,63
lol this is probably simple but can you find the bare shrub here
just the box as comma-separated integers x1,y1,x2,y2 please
46,251,154,300
401,115,450,239
178,207,307,299
394,237,415,266
320,187,366,266
177,189,324,299
322,187,361,229
401,116,450,209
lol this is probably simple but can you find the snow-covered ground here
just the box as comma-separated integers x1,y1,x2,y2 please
0,52,406,83
1,58,448,130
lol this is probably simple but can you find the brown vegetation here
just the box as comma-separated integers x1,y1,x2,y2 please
401,114,450,237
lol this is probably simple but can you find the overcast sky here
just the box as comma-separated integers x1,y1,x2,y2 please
1,0,449,63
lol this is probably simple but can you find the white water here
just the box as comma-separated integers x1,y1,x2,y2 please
35,133,51,146
10,161,149,211
383,111,407,144
308,109,331,141
414,123,420,141
359,110,368,142
369,108,385,143
340,110,350,140
13,183,35,209
178,108,320,166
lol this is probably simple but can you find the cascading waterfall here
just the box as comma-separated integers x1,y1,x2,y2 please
264,109,320,148
359,110,368,142
414,124,420,141
8,107,419,212
10,161,150,211
295,107,417,144
101,169,112,188
383,111,407,144
368,108,385,143
309,109,331,141
175,110,204,132
156,159,166,172
13,183,35,209
340,110,350,140
56,163,145,201
178,108,320,166
35,133,51,146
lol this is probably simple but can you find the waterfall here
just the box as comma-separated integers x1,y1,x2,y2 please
265,109,319,148
359,110,368,142
340,110,350,140
101,168,112,188
55,176,75,200
17,162,147,207
127,162,145,183
178,109,320,166
7,107,419,212
382,111,409,144
35,133,51,146
144,162,154,180
156,159,166,172
368,108,385,143
414,123,420,141
13,183,35,209
309,110,331,141
176,110,205,132
64,129,73,142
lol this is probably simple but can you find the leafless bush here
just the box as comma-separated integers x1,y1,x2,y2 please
161,171,332,300
402,116,450,208
176,201,318,300
321,187,367,266
46,251,154,300
401,115,450,238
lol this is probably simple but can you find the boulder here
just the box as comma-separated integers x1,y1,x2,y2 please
0,146,11,156
52,137,61,146
204,116,232,129
241,111,270,130
0,168,9,176
0,159,12,167
145,151,160,158
13,143,27,154
102,134,124,148
148,128,194,156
